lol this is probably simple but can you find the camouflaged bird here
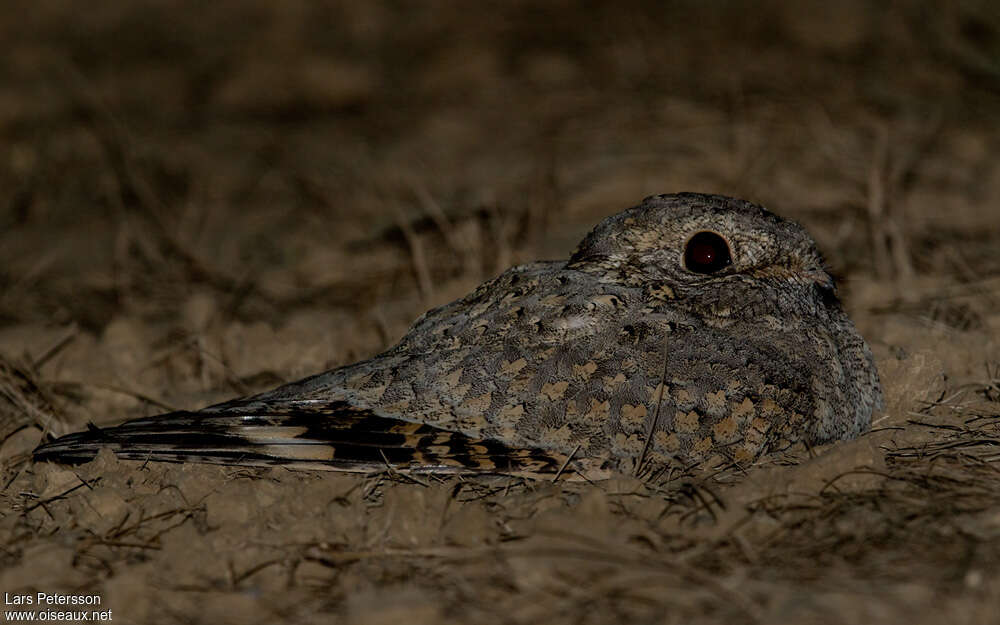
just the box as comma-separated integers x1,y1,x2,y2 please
34,193,883,480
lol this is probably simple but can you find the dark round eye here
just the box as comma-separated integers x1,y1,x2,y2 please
684,231,732,274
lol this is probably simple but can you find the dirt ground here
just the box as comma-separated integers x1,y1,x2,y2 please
2,1,1000,623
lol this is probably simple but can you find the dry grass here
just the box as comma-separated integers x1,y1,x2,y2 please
2,1,1000,623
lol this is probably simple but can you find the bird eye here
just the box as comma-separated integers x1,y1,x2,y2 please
683,231,732,274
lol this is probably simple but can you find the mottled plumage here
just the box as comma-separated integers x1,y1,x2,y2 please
34,193,883,480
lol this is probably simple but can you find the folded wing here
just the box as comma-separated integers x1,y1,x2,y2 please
32,400,591,479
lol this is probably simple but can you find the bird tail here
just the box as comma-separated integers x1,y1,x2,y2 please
32,400,581,478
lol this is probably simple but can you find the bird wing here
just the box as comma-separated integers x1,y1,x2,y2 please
238,261,816,473
32,399,604,479
31,263,622,478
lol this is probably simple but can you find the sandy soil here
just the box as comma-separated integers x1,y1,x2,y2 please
2,1,1000,623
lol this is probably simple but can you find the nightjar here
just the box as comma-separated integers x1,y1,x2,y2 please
34,193,883,480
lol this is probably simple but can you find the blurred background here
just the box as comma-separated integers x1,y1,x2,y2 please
3,2,999,296
2,0,1000,416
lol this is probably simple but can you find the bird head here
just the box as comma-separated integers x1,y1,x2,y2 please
568,192,838,319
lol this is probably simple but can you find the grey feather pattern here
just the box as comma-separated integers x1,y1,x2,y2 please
34,193,883,478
